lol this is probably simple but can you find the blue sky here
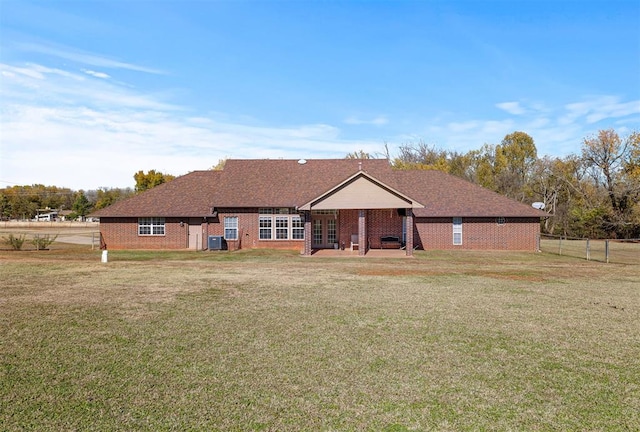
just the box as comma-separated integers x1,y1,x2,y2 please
1,0,639,190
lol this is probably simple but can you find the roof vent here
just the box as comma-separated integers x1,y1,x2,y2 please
298,159,307,165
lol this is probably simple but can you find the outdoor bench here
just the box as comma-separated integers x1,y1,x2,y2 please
380,236,402,249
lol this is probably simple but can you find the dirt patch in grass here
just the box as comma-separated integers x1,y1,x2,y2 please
358,268,448,277
358,268,547,282
471,270,547,282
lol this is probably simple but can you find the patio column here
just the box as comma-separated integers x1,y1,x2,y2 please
406,208,414,257
303,210,312,256
358,209,366,256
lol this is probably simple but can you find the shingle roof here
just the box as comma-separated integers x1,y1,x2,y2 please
90,170,221,217
211,159,392,208
388,170,546,217
91,159,546,218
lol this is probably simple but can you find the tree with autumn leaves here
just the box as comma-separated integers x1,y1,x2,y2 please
133,170,176,193
580,130,640,238
391,129,640,239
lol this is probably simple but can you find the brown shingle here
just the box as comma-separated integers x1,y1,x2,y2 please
91,160,545,218
210,159,392,207
90,170,221,217
389,170,546,217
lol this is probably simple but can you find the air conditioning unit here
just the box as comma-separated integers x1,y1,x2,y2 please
208,235,224,251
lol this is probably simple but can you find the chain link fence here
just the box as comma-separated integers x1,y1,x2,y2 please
539,234,640,265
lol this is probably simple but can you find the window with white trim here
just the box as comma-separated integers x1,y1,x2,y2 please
275,216,289,239
138,217,165,236
258,208,304,240
453,217,462,245
292,216,304,239
259,216,273,240
224,216,238,240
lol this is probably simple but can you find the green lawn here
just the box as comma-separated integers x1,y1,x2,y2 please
1,249,638,431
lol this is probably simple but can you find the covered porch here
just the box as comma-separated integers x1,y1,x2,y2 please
298,170,424,257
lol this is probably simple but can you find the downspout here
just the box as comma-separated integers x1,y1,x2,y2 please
181,220,187,249
203,216,209,251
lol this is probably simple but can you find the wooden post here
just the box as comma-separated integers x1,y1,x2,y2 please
586,238,590,261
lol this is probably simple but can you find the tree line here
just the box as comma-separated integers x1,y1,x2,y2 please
0,170,173,222
359,129,640,239
2,129,638,238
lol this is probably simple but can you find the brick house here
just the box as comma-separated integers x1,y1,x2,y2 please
91,159,546,256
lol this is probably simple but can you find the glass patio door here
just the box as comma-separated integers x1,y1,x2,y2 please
312,214,337,248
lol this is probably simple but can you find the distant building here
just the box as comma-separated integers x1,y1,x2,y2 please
35,209,59,222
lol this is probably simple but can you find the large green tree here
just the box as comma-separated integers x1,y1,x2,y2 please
71,192,93,220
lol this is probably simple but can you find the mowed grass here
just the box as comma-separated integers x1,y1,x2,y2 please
1,249,639,431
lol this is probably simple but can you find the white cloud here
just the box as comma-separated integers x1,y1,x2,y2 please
496,101,526,115
2,57,638,190
16,41,164,74
1,103,382,189
562,96,640,125
1,63,82,83
585,98,640,124
344,115,389,126
0,62,382,189
1,62,177,111
417,95,638,158
82,69,110,79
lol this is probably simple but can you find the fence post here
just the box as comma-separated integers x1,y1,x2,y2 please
605,239,609,264
559,236,562,255
586,238,590,261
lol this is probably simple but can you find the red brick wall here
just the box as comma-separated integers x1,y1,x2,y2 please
338,209,358,249
337,209,404,249
415,217,540,251
366,209,404,249
100,212,540,252
100,217,189,250
209,208,304,252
